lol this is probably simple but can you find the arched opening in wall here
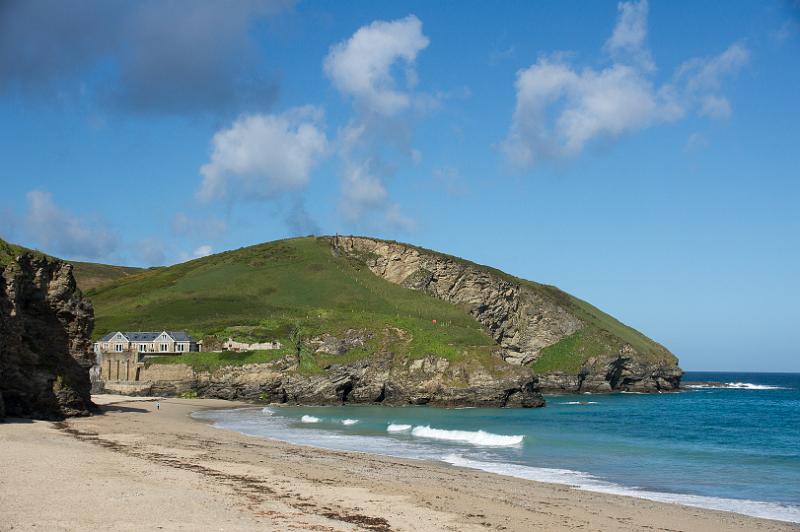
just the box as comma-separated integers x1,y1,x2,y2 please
135,367,141,381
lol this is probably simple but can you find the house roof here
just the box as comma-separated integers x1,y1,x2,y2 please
99,331,195,342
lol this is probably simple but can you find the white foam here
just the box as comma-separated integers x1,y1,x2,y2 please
261,407,274,415
442,455,800,524
410,426,523,447
386,423,412,432
725,382,788,390
559,401,598,405
300,415,320,423
341,419,359,426
685,382,788,390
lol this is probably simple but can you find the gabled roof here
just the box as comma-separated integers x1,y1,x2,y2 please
169,331,193,342
98,331,195,342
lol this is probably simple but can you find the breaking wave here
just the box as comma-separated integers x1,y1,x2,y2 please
725,382,788,390
386,423,412,432
559,401,598,405
410,426,523,447
300,415,320,423
261,407,274,415
341,419,359,426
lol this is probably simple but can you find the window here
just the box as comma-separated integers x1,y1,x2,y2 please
139,344,147,353
176,343,185,352
115,344,123,352
160,343,168,352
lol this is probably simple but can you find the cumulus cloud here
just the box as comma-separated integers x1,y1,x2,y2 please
23,190,117,259
324,15,429,116
197,106,328,202
0,0,291,116
500,0,749,170
325,15,429,229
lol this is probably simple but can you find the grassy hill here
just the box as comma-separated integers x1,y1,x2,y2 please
87,237,499,373
4,235,675,377
69,261,144,291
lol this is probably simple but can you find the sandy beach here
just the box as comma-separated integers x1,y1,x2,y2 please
1,396,797,532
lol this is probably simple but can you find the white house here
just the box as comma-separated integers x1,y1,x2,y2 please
94,331,201,355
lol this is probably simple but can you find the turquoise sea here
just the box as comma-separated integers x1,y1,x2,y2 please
193,371,800,523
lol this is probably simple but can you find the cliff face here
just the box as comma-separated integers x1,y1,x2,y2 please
105,326,543,408
0,254,95,420
331,236,681,393
120,339,543,408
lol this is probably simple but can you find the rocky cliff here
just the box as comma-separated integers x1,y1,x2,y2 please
111,327,544,408
0,253,96,420
331,236,681,392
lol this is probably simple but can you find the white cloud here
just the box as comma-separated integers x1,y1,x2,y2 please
676,43,749,94
604,0,653,70
192,245,213,258
326,15,429,231
197,106,328,202
500,0,749,170
23,189,117,259
339,160,388,222
699,95,731,119
324,15,429,116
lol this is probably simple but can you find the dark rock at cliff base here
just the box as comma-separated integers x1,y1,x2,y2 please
537,356,682,393
0,254,96,420
139,349,545,408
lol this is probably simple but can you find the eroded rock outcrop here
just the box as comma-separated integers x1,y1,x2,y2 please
0,254,95,419
140,348,544,408
330,236,681,392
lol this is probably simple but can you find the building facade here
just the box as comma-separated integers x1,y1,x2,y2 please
94,331,200,382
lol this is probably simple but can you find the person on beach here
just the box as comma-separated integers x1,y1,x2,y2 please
156,401,160,411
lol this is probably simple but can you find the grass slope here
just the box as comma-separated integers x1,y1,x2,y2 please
70,261,145,291
88,237,497,373
0,238,46,266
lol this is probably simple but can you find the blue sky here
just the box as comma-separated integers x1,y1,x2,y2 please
1,0,798,372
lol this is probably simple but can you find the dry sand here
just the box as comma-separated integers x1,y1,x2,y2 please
1,395,797,532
